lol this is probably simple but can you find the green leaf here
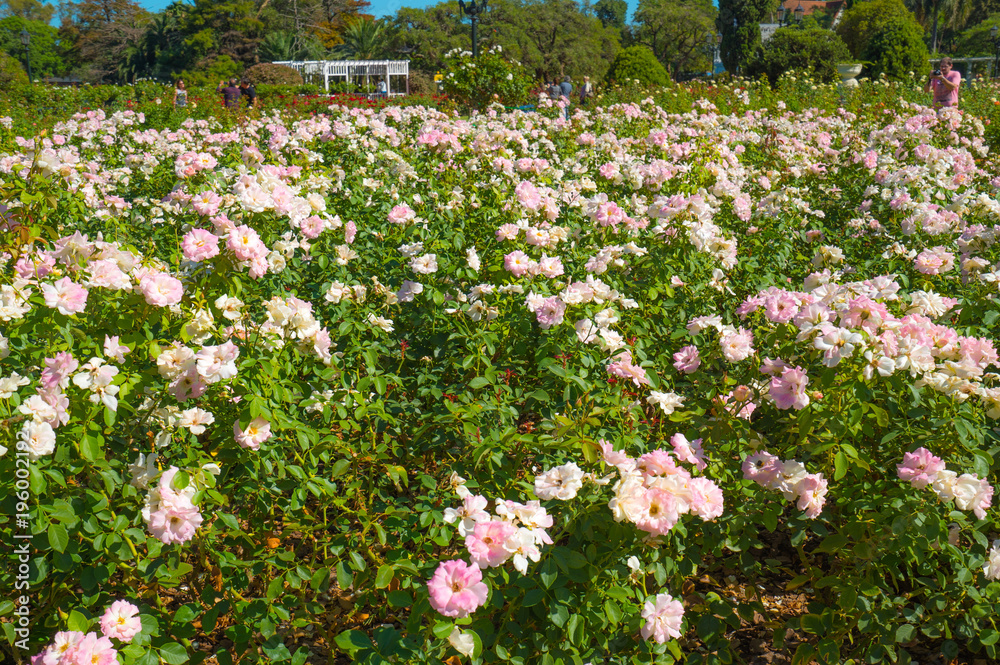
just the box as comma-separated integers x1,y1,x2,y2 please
468,376,490,389
47,523,69,553
158,642,189,665
80,434,103,461
604,599,622,625
814,534,849,554
762,505,779,532
266,576,285,600
67,609,91,632
334,630,373,654
386,590,411,608
374,565,394,589
291,647,310,665
174,605,198,623
833,450,847,481
800,614,824,635
566,613,584,646
336,562,353,589
539,566,557,589
431,621,455,639
697,614,721,640
172,471,190,490
791,643,817,665
895,624,916,643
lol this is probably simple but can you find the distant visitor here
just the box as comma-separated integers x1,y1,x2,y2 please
925,57,960,109
217,79,241,109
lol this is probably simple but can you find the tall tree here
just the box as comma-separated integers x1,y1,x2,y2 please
905,0,975,51
837,0,917,56
0,16,63,77
178,0,265,67
63,0,148,81
0,0,55,22
258,29,327,61
390,0,466,71
593,0,627,28
315,0,372,47
334,15,390,58
388,0,620,79
500,0,620,80
717,0,776,74
633,0,716,77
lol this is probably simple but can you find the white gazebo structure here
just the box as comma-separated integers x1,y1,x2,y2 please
273,60,411,95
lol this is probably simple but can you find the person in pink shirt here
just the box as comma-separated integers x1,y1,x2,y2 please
924,57,961,108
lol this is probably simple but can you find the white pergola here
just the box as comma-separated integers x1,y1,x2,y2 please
273,60,410,95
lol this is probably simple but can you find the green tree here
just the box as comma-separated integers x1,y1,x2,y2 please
143,9,189,78
955,12,1000,55
334,15,391,59
633,0,717,77
968,0,1000,31
0,0,54,22
176,0,265,69
0,16,64,78
746,27,850,84
593,0,627,28
905,0,976,52
258,29,327,61
0,48,27,86
605,43,669,84
177,53,242,85
314,0,372,48
861,14,931,78
390,1,466,73
717,0,776,73
389,0,619,80
837,0,917,57
499,0,620,80
61,0,149,81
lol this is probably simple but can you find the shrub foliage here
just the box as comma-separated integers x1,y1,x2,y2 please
747,28,851,84
605,45,670,86
242,62,305,86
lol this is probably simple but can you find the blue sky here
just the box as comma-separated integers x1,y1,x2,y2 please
131,0,641,20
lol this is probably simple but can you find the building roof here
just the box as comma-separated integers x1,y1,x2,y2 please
776,0,844,16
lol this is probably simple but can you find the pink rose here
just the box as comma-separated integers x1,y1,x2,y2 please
41,277,89,315
99,600,142,642
640,593,684,644
181,228,220,262
427,560,489,618
465,520,517,568
140,273,184,307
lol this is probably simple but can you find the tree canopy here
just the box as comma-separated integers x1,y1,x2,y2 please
632,0,716,77
0,0,787,84
0,16,63,78
717,0,776,74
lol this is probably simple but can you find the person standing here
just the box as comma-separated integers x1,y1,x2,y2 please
217,79,241,109
377,79,387,97
559,75,573,98
559,76,573,119
239,80,257,108
579,76,592,105
173,80,188,108
924,57,961,109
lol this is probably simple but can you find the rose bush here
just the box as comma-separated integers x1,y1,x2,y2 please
0,79,999,665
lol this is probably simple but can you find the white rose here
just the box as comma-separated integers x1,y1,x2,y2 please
18,421,56,460
448,627,476,657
